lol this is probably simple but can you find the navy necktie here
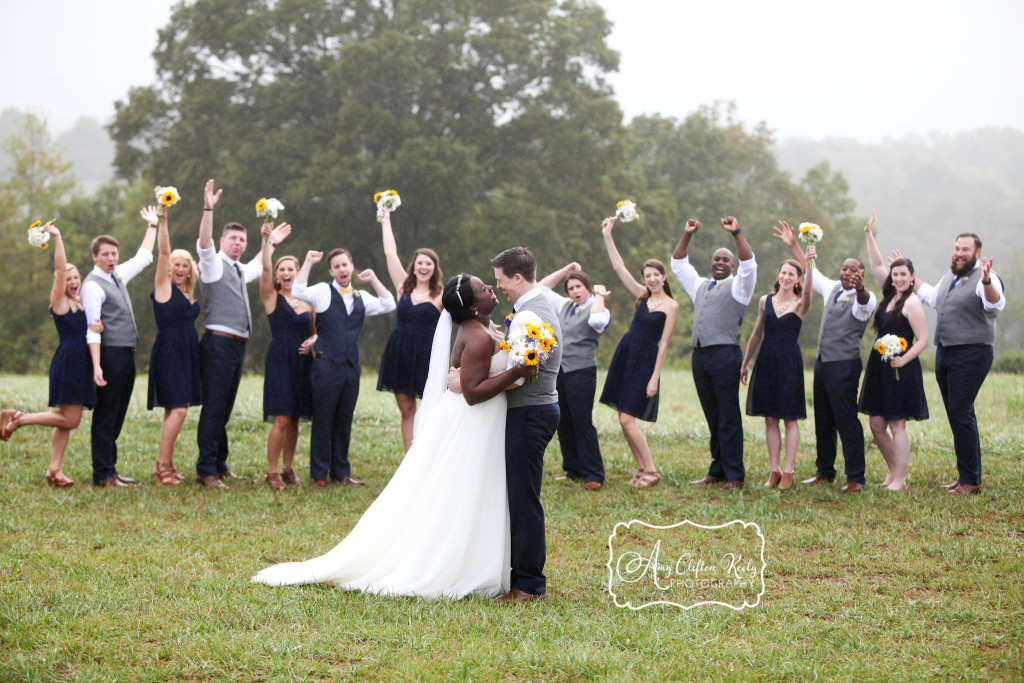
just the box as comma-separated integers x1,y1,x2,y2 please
948,277,958,292
833,289,842,304
707,280,717,291
234,263,242,278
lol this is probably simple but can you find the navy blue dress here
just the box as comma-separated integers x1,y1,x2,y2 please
599,298,665,422
858,308,928,421
746,295,807,420
148,287,201,410
377,294,441,398
48,307,96,408
263,294,313,421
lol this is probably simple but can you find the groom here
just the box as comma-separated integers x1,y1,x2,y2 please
492,247,562,602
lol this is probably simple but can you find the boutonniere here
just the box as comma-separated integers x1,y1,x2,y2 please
504,313,514,329
840,296,850,304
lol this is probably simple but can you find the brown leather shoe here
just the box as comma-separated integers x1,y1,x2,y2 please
312,479,329,488
942,480,961,490
584,481,602,491
840,482,864,493
690,475,726,486
801,474,833,485
115,474,137,485
95,476,128,487
332,476,365,486
721,480,744,490
196,475,228,489
496,588,544,603
281,467,299,484
948,483,981,496
266,472,286,491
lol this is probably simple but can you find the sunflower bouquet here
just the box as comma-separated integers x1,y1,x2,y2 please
615,200,639,223
374,190,401,221
798,222,824,269
27,220,50,249
154,186,181,207
500,310,559,384
256,197,285,220
874,333,908,380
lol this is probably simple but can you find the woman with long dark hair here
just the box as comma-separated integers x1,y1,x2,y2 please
861,218,929,490
598,216,679,488
376,207,443,451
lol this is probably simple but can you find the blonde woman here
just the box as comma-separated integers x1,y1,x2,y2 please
146,204,201,485
1,224,98,486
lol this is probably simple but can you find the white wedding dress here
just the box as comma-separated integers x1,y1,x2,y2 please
251,348,511,600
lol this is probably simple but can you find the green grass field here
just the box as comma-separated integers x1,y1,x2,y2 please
2,369,1022,680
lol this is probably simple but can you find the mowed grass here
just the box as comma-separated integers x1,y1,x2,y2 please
1,368,1022,681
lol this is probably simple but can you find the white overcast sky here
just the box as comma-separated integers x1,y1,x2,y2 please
2,0,1023,141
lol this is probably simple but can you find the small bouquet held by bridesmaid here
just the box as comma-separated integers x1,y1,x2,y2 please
154,186,181,207
375,190,401,221
501,310,559,384
874,333,908,380
615,200,639,223
798,222,823,268
26,220,50,249
256,197,285,220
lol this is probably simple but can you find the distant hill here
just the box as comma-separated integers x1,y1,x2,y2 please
1,108,113,191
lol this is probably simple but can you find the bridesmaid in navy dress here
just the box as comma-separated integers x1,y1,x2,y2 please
862,222,929,491
598,216,679,488
741,225,814,490
376,207,442,452
1,224,97,487
147,204,201,485
258,222,312,490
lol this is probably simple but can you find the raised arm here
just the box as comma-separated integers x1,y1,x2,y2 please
45,223,68,312
378,208,407,293
797,244,815,316
198,179,222,250
773,220,806,270
721,216,753,262
601,217,645,299
539,262,582,289
740,296,767,386
295,250,321,288
151,205,173,303
863,210,888,287
259,220,279,313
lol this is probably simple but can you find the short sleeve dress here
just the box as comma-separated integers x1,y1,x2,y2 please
377,294,441,398
858,308,928,421
147,287,201,410
745,295,807,420
48,306,96,408
599,298,665,422
263,294,314,421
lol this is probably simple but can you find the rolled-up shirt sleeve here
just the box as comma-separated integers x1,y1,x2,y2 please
362,291,396,316
979,271,1006,311
670,256,702,302
197,241,222,284
588,309,610,333
917,280,938,309
732,256,758,305
292,281,331,313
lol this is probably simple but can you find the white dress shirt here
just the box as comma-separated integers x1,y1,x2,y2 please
812,268,878,321
81,248,154,345
671,255,758,306
292,280,396,316
917,263,1006,312
538,284,610,333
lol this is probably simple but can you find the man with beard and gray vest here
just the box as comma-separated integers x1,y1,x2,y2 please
195,179,289,488
292,248,395,488
82,212,157,486
774,219,877,493
671,217,757,490
911,232,1005,496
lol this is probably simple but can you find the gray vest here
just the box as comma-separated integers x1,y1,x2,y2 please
200,258,252,333
83,272,138,347
934,269,998,347
556,300,603,373
691,277,747,348
506,292,562,408
817,284,870,362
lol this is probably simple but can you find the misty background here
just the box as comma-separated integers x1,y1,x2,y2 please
1,0,1021,374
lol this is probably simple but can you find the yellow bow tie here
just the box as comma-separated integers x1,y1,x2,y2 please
338,285,354,294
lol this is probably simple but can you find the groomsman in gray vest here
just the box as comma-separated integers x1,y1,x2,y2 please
492,247,562,601
798,233,877,493
82,214,157,486
195,179,289,488
292,248,395,487
914,233,1005,496
671,217,756,490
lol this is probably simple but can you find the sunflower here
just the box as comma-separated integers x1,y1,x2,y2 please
255,198,268,213
524,349,540,366
500,341,510,352
899,337,908,352
539,337,552,354
876,343,886,355
29,220,41,229
525,323,540,340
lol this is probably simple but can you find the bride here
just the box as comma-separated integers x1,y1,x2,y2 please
251,273,536,599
